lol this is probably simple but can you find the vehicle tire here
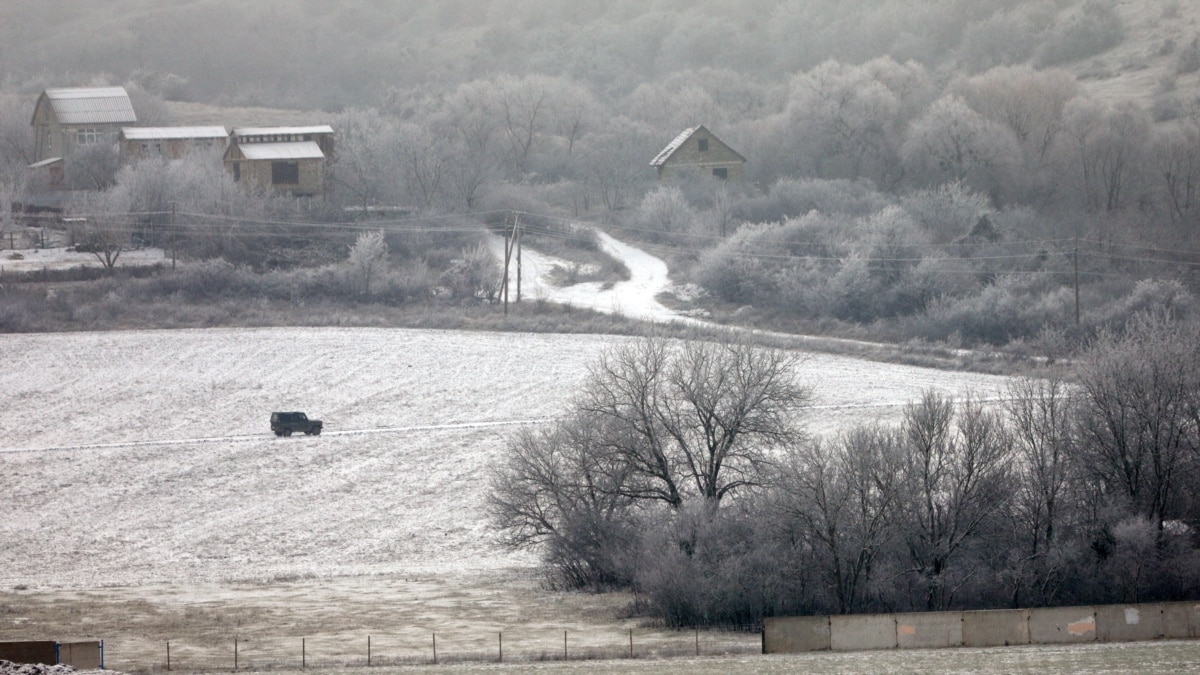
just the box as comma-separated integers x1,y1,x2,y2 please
274,430,282,437
312,427,321,436
282,428,292,437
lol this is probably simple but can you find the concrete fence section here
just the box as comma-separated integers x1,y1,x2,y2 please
1162,602,1200,639
0,640,103,669
962,608,1030,647
1028,605,1096,644
829,614,896,651
766,601,1200,654
894,611,963,649
1096,604,1165,642
761,616,830,653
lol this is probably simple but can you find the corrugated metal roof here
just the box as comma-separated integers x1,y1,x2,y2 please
44,87,137,125
650,126,697,167
122,126,227,141
28,157,63,169
232,125,334,137
238,141,325,161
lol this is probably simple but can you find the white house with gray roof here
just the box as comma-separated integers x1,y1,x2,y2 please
31,87,137,163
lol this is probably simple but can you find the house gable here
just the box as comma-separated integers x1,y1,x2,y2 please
32,87,137,162
650,125,746,183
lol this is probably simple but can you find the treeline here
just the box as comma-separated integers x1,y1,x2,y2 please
0,1,1158,109
490,313,1200,626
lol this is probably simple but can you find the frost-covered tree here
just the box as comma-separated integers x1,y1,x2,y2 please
346,229,387,298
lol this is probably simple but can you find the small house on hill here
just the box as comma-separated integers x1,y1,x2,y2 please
650,125,746,183
31,87,137,163
120,126,228,162
223,126,334,197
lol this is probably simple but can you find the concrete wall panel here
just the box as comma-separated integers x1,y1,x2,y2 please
58,641,102,669
894,612,963,649
962,609,1030,647
830,614,896,651
1096,604,1164,642
1028,606,1096,644
1162,602,1200,639
0,641,58,665
763,616,830,653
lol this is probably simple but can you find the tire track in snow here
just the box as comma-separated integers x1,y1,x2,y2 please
0,418,559,455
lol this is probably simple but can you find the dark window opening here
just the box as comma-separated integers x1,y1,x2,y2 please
272,161,300,185
712,167,728,180
232,162,241,182
698,138,709,152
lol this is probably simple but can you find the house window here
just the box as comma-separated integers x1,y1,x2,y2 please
272,161,300,185
698,138,709,152
712,167,728,180
76,128,102,145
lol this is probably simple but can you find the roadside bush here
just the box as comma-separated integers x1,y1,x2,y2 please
733,177,891,225
636,502,799,627
917,276,1073,345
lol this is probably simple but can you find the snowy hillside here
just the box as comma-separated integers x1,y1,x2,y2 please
0,327,1014,589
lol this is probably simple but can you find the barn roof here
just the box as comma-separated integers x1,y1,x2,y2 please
649,127,698,167
232,125,334,137
238,141,325,161
122,126,227,141
39,87,137,125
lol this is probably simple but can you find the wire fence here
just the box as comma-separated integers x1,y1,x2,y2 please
123,627,761,673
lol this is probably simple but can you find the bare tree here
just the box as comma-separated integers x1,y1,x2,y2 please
1074,312,1200,534
1001,374,1077,607
781,425,903,614
489,416,638,588
577,336,812,507
898,391,1013,610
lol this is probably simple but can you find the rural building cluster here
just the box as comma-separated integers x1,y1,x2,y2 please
29,86,335,197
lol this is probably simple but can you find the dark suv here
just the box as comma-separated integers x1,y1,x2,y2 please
271,411,323,436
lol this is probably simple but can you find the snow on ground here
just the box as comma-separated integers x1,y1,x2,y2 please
0,246,169,273
0,327,1013,590
488,231,683,323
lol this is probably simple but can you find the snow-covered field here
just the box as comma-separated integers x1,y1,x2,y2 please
0,327,1015,590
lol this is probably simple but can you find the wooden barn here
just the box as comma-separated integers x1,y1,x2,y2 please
223,126,334,197
31,87,137,163
650,125,746,183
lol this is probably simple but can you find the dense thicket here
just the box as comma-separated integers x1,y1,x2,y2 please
491,316,1200,625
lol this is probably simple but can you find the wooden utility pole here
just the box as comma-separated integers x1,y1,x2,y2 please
1073,242,1080,326
515,213,523,302
502,212,522,315
170,202,177,270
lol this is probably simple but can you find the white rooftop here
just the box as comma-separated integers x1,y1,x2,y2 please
122,126,227,140
650,126,697,167
233,125,334,137
238,141,325,161
41,87,137,125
